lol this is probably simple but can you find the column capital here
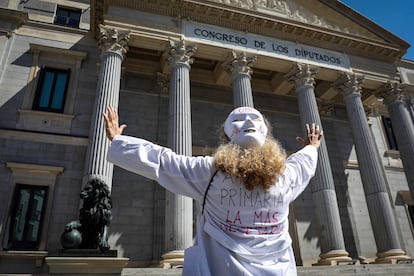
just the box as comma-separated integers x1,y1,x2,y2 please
334,73,364,98
98,25,130,60
167,37,197,69
224,51,257,79
374,81,404,106
286,63,318,88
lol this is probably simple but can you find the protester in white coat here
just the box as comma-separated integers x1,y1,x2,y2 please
103,106,322,276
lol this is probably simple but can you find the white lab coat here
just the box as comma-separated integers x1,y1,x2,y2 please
108,135,318,276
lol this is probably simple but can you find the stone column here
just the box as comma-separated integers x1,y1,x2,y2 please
161,38,197,266
335,73,410,263
151,73,170,261
83,26,130,189
287,64,350,265
374,82,414,199
225,51,256,108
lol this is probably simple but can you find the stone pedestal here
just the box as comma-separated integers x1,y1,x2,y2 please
46,256,129,275
46,249,128,275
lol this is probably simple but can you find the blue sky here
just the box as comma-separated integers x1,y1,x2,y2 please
340,0,414,61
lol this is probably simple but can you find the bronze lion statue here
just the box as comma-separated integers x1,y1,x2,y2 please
61,178,112,251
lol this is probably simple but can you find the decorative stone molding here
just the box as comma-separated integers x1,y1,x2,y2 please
374,81,404,105
224,51,257,79
206,0,356,35
0,129,88,146
156,72,170,93
98,25,131,59
286,63,317,88
167,36,197,69
334,73,364,98
0,8,28,35
16,109,75,135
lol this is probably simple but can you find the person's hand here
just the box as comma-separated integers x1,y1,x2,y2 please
103,106,126,141
296,123,323,149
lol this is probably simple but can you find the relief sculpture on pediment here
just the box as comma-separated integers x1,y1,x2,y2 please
215,0,254,9
207,0,351,34
261,0,290,14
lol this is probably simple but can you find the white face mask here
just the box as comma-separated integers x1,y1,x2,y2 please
224,107,268,148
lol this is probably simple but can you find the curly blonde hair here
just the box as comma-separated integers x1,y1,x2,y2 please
214,135,286,191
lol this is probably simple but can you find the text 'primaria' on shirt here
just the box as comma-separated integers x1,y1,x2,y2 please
221,188,285,208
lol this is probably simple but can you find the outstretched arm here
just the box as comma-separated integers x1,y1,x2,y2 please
103,106,215,200
283,123,323,201
295,123,323,149
103,106,127,141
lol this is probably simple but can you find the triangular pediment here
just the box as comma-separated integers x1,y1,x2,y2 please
205,0,401,45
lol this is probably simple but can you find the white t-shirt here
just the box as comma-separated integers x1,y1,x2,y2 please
108,135,318,276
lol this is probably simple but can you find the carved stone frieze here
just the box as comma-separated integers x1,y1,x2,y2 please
207,0,352,34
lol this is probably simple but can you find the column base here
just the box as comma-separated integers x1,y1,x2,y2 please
161,250,184,269
312,250,353,266
45,256,129,275
374,249,411,264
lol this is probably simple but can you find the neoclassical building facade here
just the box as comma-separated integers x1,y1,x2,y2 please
0,0,414,273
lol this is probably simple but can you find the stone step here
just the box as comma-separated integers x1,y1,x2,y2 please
121,264,414,276
297,263,414,276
